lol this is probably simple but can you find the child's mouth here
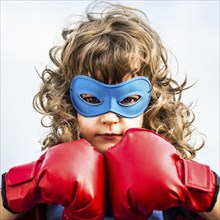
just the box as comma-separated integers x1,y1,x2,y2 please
98,133,123,140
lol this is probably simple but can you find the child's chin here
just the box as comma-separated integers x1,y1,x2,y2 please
95,143,115,154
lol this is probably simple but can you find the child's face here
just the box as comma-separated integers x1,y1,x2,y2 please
77,112,144,154
70,74,151,153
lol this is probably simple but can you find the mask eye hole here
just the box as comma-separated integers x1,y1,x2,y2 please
120,95,141,106
80,94,101,105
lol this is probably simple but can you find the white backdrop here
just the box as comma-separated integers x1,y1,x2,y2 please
1,1,219,177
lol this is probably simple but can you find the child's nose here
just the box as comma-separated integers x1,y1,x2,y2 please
100,112,120,125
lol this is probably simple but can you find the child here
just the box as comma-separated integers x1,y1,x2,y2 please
1,1,219,220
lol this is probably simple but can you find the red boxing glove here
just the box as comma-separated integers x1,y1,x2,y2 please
2,139,106,220
105,128,219,220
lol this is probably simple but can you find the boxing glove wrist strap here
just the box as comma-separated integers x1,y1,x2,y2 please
1,173,18,214
207,172,220,212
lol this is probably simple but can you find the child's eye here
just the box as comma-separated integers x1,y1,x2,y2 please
80,94,101,105
120,95,141,106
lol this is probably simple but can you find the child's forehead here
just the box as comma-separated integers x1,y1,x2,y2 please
85,70,137,84
121,72,138,82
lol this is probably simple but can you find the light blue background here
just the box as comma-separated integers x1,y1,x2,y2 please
1,1,219,177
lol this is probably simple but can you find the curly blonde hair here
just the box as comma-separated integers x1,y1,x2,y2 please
33,1,204,158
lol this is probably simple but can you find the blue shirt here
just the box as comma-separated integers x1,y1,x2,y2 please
46,205,164,220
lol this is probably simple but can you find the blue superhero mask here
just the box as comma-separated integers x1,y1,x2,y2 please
70,75,151,118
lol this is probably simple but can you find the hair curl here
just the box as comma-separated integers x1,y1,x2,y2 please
33,1,204,158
